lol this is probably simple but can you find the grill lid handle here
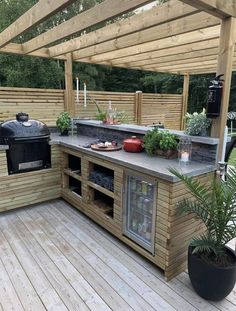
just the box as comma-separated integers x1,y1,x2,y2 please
16,112,29,122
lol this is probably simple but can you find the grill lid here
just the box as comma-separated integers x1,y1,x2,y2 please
0,112,50,142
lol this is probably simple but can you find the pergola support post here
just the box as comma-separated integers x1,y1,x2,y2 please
181,73,190,130
135,91,143,125
64,52,75,117
210,17,236,161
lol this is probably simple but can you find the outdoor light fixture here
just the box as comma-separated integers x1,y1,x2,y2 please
178,137,192,165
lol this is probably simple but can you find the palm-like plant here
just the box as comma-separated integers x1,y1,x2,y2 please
169,166,236,263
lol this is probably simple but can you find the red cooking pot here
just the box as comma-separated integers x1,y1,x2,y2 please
123,136,144,153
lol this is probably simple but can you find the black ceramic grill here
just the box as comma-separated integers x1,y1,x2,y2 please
0,112,51,174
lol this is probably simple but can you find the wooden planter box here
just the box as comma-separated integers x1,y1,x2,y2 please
155,149,177,159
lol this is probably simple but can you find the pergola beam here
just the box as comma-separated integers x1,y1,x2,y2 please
109,49,220,68
0,0,235,76
105,39,220,66
179,0,236,19
73,26,220,63
61,11,219,62
48,0,199,57
0,0,77,49
181,74,190,130
22,0,155,54
212,17,236,161
0,43,66,60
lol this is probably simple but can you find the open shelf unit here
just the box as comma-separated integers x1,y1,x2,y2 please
61,150,82,200
61,148,117,220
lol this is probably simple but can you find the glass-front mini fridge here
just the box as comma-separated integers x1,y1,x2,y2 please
123,171,157,254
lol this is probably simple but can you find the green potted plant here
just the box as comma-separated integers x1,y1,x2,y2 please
144,128,178,158
95,102,130,124
95,102,107,123
169,166,236,301
56,112,71,135
185,108,211,136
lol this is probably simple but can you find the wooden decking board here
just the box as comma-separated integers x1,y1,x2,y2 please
0,255,24,310
0,214,67,310
53,201,196,311
0,200,235,311
40,205,175,311
54,201,218,311
15,210,109,311
0,230,45,311
25,207,132,311
55,200,236,311
37,204,158,311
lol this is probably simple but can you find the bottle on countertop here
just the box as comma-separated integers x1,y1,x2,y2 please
106,100,113,124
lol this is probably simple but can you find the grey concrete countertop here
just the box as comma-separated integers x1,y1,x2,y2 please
76,119,219,145
50,133,216,182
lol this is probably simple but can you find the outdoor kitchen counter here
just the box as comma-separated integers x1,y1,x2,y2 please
50,132,214,280
50,133,216,182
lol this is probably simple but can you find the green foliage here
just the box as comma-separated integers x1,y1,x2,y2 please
1,0,236,117
56,112,71,132
144,128,177,155
95,102,106,121
185,108,211,136
141,73,183,94
169,167,236,259
94,102,130,123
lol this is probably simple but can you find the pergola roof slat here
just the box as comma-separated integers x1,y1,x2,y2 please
110,47,220,67
0,0,235,74
73,25,220,63
105,39,220,66
52,11,219,62
21,0,155,54
48,0,199,58
0,0,77,49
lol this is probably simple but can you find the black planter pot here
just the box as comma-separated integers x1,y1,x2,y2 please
188,245,236,301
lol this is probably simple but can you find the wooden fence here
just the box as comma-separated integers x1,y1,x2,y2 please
142,93,183,129
75,91,183,129
0,87,64,126
0,87,183,130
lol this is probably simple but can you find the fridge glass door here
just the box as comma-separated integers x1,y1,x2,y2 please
123,174,156,254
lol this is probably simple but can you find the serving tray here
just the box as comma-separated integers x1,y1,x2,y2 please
90,144,122,152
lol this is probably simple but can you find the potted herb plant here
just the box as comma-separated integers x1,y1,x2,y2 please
144,128,178,158
169,166,236,301
185,108,211,136
56,112,71,136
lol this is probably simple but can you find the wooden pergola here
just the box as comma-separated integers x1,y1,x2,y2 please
1,0,236,160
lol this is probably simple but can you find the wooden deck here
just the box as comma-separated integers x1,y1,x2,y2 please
0,199,235,311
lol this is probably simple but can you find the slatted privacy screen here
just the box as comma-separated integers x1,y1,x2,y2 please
141,93,183,130
0,87,64,126
74,90,136,123
0,87,183,130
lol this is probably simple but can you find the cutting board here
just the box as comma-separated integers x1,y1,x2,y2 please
90,144,122,151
